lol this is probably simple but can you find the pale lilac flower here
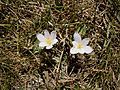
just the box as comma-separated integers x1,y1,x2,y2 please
36,30,58,49
70,32,93,54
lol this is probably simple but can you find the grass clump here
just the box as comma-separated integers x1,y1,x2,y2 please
0,0,120,90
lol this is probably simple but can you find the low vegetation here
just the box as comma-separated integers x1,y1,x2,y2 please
0,0,120,89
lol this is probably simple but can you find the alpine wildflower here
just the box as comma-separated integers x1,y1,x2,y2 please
37,30,58,49
70,32,93,54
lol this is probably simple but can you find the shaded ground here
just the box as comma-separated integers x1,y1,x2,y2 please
0,0,120,90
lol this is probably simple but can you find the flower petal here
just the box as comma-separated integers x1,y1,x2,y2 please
82,38,90,46
70,47,79,54
44,30,50,38
78,48,85,54
83,46,93,54
39,42,47,47
74,32,81,42
36,34,45,42
46,45,53,49
52,39,58,45
51,31,57,39
72,41,78,47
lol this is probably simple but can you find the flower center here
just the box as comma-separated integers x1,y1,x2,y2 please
45,38,52,45
77,43,83,49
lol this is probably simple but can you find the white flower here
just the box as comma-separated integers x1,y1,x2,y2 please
36,30,58,49
70,32,93,54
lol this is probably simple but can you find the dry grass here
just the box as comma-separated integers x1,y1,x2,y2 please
0,0,120,90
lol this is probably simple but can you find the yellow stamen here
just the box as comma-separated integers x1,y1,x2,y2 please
45,38,52,45
77,43,83,49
